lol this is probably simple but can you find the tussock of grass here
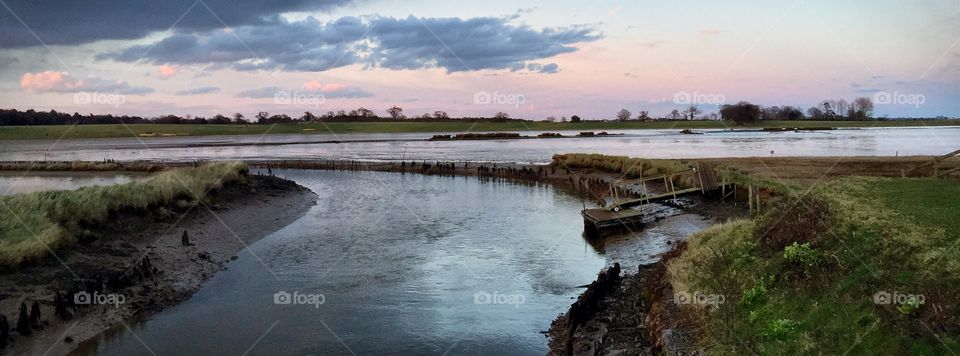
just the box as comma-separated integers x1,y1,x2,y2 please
552,153,697,187
666,177,960,354
0,161,247,266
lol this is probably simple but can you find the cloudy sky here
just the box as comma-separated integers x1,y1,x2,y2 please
1,0,959,119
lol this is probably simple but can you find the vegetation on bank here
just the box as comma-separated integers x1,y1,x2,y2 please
0,162,247,266
552,153,698,188
0,160,165,172
666,177,959,354
0,120,957,140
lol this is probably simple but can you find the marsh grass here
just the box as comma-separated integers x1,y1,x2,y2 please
552,153,698,188
666,177,960,354
0,161,247,266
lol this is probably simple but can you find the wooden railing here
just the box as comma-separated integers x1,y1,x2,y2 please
903,148,960,178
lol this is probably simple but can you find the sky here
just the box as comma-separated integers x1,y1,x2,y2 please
1,0,959,119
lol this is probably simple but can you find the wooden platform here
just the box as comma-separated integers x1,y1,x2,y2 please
582,161,724,236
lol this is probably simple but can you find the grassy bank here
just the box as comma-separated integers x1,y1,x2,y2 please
666,177,959,354
0,162,247,266
0,120,957,140
552,153,698,188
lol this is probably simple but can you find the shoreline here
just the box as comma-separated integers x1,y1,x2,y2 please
0,120,957,141
0,174,316,355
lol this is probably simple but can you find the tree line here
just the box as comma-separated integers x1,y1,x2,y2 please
611,96,878,124
0,107,528,126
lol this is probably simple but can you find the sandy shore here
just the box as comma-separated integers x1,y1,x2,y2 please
0,174,316,355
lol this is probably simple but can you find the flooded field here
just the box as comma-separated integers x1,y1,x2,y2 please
72,170,707,355
2,127,958,163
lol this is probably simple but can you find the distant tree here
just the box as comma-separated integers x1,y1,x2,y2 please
851,96,874,120
779,106,805,120
561,116,568,122
762,106,781,121
668,109,683,120
720,101,761,125
232,112,246,124
807,107,824,120
616,109,632,121
210,114,231,124
301,111,317,121
683,105,702,120
545,116,557,122
493,112,510,120
570,115,582,123
356,107,376,118
255,111,269,124
386,106,404,119
433,111,449,119
636,110,651,120
835,99,849,119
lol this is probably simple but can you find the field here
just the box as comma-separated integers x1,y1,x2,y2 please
0,119,957,140
0,162,247,266
666,177,960,354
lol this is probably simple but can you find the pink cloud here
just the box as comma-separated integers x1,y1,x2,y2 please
158,64,178,79
19,70,154,94
302,80,348,93
20,71,85,93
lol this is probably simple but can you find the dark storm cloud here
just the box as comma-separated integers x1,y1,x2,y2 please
99,16,601,73
0,0,352,48
174,86,220,95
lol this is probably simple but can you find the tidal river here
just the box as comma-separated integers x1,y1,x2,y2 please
3,126,959,163
73,170,708,355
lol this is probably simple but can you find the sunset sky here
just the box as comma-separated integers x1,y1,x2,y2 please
1,0,958,119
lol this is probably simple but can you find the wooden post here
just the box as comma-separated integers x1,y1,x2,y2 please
748,185,754,212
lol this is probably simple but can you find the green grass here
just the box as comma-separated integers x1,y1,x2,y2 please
667,177,960,355
0,161,247,266
0,119,956,140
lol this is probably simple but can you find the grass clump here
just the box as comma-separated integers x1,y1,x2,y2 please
666,177,960,354
552,153,696,187
0,161,247,266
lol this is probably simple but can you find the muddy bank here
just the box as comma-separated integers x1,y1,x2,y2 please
0,174,316,355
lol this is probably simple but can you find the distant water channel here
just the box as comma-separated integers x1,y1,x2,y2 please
3,126,959,163
0,171,144,196
74,170,711,355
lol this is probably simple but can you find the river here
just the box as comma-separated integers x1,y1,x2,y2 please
2,127,959,163
72,170,710,355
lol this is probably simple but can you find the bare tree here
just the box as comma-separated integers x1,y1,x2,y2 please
616,109,632,121
494,112,510,119
851,97,874,120
545,116,557,122
636,110,651,120
386,106,404,119
807,107,824,120
668,109,683,120
232,112,246,124
683,105,702,120
433,111,449,119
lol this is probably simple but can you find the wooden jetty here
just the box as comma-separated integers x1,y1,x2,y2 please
582,161,722,236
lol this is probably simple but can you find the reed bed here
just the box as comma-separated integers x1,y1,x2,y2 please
0,161,247,266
